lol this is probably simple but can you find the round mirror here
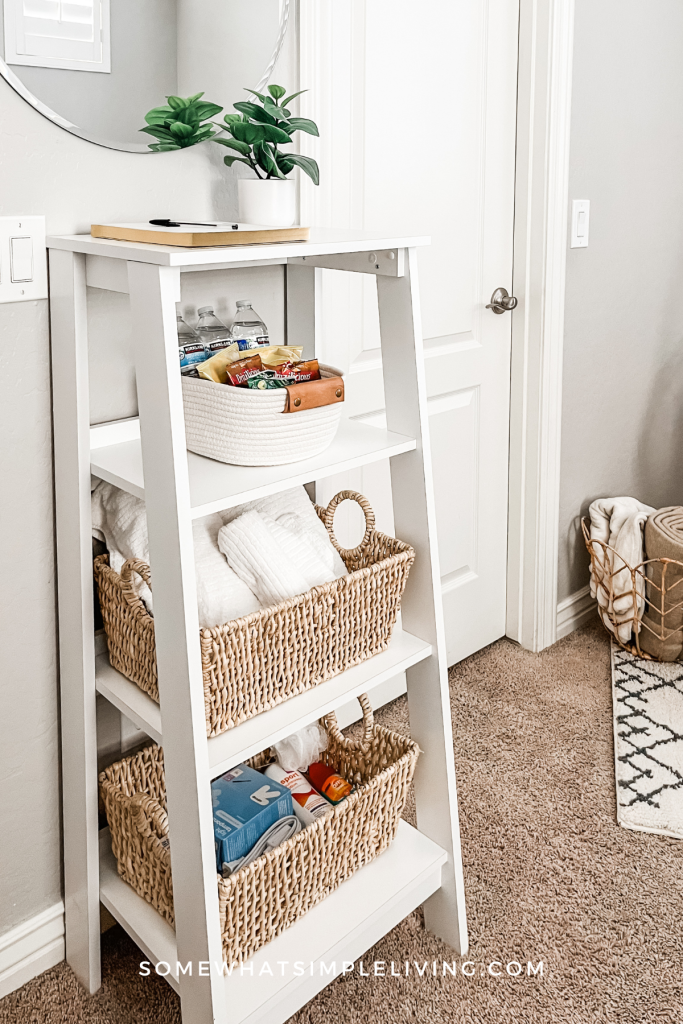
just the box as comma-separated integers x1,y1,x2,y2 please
0,0,290,151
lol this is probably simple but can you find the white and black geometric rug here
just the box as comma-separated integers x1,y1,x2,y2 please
612,643,683,838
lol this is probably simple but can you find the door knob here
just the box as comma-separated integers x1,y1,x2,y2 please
486,287,518,314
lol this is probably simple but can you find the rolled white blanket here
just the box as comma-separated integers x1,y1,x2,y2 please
588,496,655,643
218,508,346,609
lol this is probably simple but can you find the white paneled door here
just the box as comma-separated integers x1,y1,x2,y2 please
301,0,519,666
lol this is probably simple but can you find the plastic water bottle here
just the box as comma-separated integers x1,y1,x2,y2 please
229,300,269,350
177,314,207,375
196,306,232,356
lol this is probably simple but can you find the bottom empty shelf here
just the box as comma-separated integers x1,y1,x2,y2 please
99,821,446,1024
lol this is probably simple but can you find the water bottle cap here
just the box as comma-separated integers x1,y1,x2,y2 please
197,305,213,315
235,300,252,308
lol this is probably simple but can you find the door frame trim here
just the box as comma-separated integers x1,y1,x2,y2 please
297,0,576,656
506,0,576,652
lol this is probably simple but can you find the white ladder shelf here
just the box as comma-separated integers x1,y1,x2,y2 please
48,227,468,1024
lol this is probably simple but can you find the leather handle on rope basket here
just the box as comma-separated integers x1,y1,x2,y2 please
322,692,374,751
119,558,153,612
131,793,171,864
322,491,376,562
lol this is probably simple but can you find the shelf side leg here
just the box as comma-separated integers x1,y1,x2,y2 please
377,247,469,955
49,248,102,991
127,262,227,1024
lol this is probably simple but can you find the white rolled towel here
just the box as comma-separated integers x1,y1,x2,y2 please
588,496,655,643
218,508,345,609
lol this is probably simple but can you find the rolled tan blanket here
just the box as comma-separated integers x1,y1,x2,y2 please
640,507,683,661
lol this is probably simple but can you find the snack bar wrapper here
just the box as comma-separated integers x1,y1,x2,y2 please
198,344,304,384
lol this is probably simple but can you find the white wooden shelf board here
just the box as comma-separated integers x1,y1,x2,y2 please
47,227,430,268
99,829,179,993
99,821,446,1022
95,630,431,775
96,654,162,744
90,420,416,518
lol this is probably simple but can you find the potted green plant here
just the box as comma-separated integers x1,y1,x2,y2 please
212,84,320,227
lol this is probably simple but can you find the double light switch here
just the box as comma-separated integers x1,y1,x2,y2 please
0,216,48,302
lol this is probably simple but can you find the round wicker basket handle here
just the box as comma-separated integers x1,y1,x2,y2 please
323,491,376,561
323,692,374,751
119,558,153,612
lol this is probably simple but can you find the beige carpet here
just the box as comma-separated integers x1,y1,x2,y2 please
4,620,683,1023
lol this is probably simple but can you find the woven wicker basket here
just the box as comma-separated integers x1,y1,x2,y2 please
582,516,683,659
94,491,415,737
99,694,419,964
182,365,344,467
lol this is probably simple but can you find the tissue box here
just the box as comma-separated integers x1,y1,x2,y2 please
212,763,292,870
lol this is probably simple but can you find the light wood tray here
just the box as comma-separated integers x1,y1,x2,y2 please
91,222,310,247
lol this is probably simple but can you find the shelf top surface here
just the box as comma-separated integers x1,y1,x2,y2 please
46,226,431,266
96,630,432,776
90,419,415,518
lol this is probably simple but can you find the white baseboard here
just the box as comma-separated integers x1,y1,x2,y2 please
556,584,596,640
0,902,65,1001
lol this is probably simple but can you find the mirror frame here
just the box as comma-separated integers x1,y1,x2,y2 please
0,0,290,153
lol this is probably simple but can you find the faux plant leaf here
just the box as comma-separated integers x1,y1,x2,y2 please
231,121,291,146
144,106,173,124
255,142,285,178
268,83,286,100
192,102,223,121
169,121,196,139
275,153,294,175
286,117,319,137
212,137,251,155
282,89,308,106
223,113,242,126
231,121,268,145
166,95,188,110
149,143,181,152
263,98,291,121
233,101,276,126
223,155,253,168
283,152,320,185
140,125,177,141
244,88,269,103
188,92,205,102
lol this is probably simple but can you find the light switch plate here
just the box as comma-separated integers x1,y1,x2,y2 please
0,216,48,302
570,199,590,249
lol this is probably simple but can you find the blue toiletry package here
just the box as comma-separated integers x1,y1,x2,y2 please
211,763,292,871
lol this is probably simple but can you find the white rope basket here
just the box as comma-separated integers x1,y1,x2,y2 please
182,364,343,466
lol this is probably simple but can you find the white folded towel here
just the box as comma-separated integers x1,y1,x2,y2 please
192,514,261,627
588,496,655,643
218,508,346,608
219,486,348,579
91,480,154,612
91,481,346,627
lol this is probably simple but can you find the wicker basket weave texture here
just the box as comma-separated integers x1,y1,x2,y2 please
98,695,420,964
94,491,415,737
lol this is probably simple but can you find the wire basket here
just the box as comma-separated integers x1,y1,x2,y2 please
581,516,683,660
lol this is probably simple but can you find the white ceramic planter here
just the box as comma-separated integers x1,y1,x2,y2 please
238,178,297,228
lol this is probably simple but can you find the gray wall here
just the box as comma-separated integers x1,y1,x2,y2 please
558,0,683,601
